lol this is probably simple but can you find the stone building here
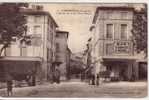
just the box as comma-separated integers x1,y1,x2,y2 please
66,47,72,80
0,5,58,80
55,30,70,80
91,6,138,81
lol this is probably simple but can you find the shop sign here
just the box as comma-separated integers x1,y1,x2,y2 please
114,41,130,54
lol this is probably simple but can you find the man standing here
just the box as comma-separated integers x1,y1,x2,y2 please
6,75,13,96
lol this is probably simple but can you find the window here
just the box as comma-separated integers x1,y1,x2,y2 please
106,44,113,55
121,12,128,19
121,24,127,39
55,33,62,38
33,25,41,34
106,24,113,39
21,47,27,56
47,48,50,60
56,43,60,52
106,11,112,19
50,23,53,29
36,5,43,10
34,16,41,23
5,46,11,56
47,32,50,41
26,26,30,33
56,55,60,59
55,33,59,37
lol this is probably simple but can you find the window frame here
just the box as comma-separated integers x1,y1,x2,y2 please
20,46,27,56
34,15,41,23
56,43,60,52
106,43,113,55
121,11,128,19
120,24,128,40
105,24,114,39
33,25,41,34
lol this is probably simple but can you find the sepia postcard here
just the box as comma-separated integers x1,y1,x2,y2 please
0,1,148,99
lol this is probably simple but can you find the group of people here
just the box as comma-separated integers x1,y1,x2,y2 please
88,74,99,86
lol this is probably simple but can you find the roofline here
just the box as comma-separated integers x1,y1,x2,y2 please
93,6,135,23
21,8,58,27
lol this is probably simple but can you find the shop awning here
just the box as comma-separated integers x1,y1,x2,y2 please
0,56,43,62
52,61,62,66
102,56,137,61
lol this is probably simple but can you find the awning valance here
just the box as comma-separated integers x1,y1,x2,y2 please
102,56,137,61
0,56,43,62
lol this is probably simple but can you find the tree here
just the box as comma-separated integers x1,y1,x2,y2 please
132,4,147,57
0,3,28,56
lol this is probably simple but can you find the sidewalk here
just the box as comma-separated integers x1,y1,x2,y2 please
100,81,147,87
0,81,147,97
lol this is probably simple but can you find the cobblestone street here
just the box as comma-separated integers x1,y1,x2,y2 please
0,81,147,98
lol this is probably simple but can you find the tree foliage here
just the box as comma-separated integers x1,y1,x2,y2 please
0,3,28,55
132,4,147,57
69,60,84,75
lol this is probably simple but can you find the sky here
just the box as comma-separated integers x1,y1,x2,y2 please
42,4,96,53
38,3,144,53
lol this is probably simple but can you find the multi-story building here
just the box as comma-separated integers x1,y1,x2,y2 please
0,5,58,80
55,30,70,80
91,6,139,81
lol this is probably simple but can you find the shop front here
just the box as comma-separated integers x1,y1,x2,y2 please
102,57,137,81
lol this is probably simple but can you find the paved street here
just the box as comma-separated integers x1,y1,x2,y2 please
0,80,147,98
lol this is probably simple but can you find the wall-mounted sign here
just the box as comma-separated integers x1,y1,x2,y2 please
114,41,131,54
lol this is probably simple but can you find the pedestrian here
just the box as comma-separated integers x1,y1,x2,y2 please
91,74,95,85
91,66,95,85
7,80,13,96
110,71,114,81
54,68,60,84
96,73,99,86
54,64,61,84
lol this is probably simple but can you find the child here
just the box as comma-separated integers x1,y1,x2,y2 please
7,80,13,96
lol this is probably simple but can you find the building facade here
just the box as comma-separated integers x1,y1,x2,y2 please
0,5,58,80
91,6,138,81
66,47,71,80
55,30,69,80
